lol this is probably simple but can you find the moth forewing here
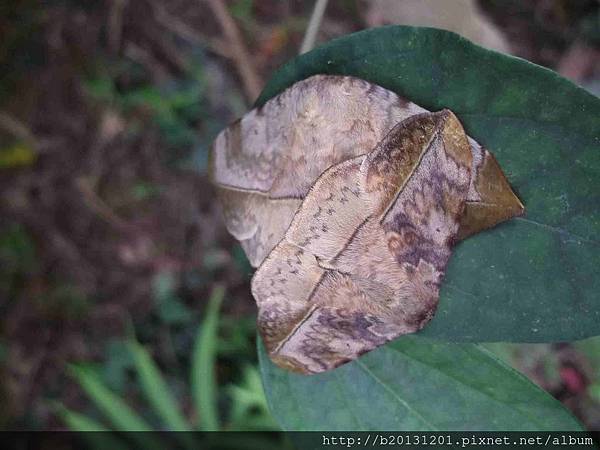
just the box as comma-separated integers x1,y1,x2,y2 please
212,75,525,374
252,112,473,374
211,75,523,269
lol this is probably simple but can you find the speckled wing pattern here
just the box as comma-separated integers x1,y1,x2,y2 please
211,75,523,268
252,111,473,373
210,75,524,374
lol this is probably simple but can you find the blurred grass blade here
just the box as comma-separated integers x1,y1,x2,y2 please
54,403,130,450
0,143,37,168
191,285,225,431
227,365,278,430
68,365,152,431
128,340,192,431
53,401,110,431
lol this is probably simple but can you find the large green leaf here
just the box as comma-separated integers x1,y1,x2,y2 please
259,337,582,431
256,26,600,343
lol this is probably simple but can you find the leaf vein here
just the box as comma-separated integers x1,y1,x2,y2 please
355,359,439,431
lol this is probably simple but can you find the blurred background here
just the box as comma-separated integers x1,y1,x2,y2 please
1,0,599,432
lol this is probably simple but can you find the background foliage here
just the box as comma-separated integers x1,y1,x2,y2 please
1,0,599,433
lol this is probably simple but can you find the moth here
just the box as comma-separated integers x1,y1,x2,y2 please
211,75,524,374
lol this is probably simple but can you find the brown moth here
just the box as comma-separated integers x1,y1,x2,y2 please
211,75,524,374
211,75,523,268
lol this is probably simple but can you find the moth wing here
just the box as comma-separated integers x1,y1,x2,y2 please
216,187,301,267
212,75,523,268
253,111,473,374
211,75,427,267
459,141,524,239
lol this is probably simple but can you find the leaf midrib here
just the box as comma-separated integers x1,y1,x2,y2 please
354,359,439,431
384,343,564,431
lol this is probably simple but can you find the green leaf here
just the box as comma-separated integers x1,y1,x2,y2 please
259,336,582,431
152,272,193,325
68,365,167,450
191,285,225,431
256,26,600,343
101,339,134,392
53,403,130,450
68,365,152,432
227,365,279,431
128,340,192,431
0,143,36,168
53,402,111,432
573,336,600,373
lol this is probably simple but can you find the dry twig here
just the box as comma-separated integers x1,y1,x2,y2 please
205,0,262,102
0,111,37,147
107,0,127,54
151,2,231,58
300,0,329,54
76,177,130,232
